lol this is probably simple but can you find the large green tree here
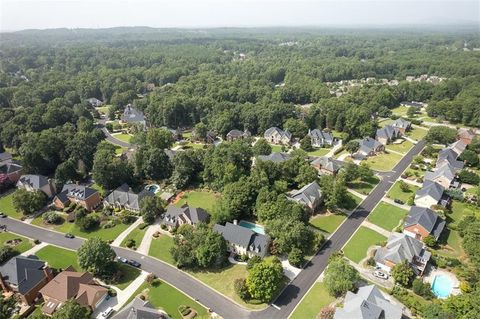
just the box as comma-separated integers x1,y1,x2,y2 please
12,189,46,215
246,257,284,302
77,238,116,278
323,257,359,297
51,300,91,319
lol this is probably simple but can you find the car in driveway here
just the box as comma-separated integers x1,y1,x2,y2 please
128,259,141,268
393,199,404,205
97,307,114,319
373,270,389,280
116,256,128,263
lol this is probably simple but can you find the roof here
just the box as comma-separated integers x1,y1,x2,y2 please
415,180,445,202
400,101,423,107
358,137,382,155
424,163,456,184
392,118,411,129
457,128,475,139
227,129,250,138
113,297,167,319
310,156,341,173
17,174,49,189
104,183,154,211
257,152,290,163
264,127,292,141
121,105,145,123
288,181,322,207
213,222,269,257
0,152,12,163
334,285,403,319
436,148,464,170
0,256,47,295
163,204,210,227
58,184,98,201
405,207,446,239
308,129,334,143
375,233,429,266
448,140,467,156
376,125,399,140
0,162,23,175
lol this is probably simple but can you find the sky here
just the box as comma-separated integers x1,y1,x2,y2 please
0,0,478,31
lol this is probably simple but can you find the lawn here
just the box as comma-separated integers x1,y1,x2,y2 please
149,234,175,265
114,145,128,155
290,282,335,319
379,119,395,127
270,144,284,153
307,148,330,156
436,228,463,258
0,232,33,254
363,152,403,171
174,190,220,212
115,263,141,290
189,263,267,309
407,127,428,141
112,133,133,143
179,142,206,150
368,202,408,231
0,191,22,219
391,105,409,116
120,226,147,249
348,176,380,195
343,226,386,263
309,213,347,234
342,193,363,211
35,245,79,270
127,279,208,319
448,200,480,226
386,139,414,154
386,181,419,203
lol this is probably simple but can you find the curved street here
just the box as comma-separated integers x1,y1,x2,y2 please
97,118,135,148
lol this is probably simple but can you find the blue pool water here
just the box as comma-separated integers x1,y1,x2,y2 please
145,184,160,194
431,275,453,298
239,221,265,235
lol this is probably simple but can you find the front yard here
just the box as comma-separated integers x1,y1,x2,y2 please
309,213,347,234
407,127,428,141
342,193,363,211
120,225,147,249
269,144,284,153
363,152,403,172
149,234,175,265
174,190,220,212
348,175,380,195
0,232,33,254
343,226,386,263
0,191,22,219
386,139,414,154
368,202,408,231
290,282,335,319
386,181,419,203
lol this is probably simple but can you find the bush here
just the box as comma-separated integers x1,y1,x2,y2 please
288,248,304,267
33,239,41,245
178,305,191,316
246,256,262,270
318,306,336,319
234,278,250,300
76,214,100,231
412,278,434,300
366,257,376,266
391,260,414,287
139,222,148,230
108,288,117,297
42,211,62,224
423,235,437,248
145,273,156,283
103,220,116,229
125,239,136,248
160,224,167,230
458,170,480,185
0,246,14,263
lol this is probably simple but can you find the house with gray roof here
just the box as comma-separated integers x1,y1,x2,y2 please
0,161,23,183
404,206,445,241
391,118,412,134
310,156,342,175
436,148,464,171
16,174,56,198
257,152,290,163
121,104,146,128
400,101,423,108
424,163,456,189
53,184,101,211
86,98,104,107
308,129,335,147
334,285,404,319
0,256,53,306
354,137,385,159
288,181,323,212
213,222,270,258
162,204,210,230
112,297,168,319
448,140,467,157
376,125,401,145
0,152,12,166
104,183,154,212
226,129,251,141
414,180,446,209
374,232,431,275
264,127,292,145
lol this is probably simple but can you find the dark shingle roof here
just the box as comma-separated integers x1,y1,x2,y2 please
405,207,445,239
113,297,167,319
213,222,269,257
288,181,322,207
0,256,47,295
415,180,445,202
257,152,290,163
104,183,153,211
163,204,209,227
121,105,145,123
59,184,98,201
17,174,49,189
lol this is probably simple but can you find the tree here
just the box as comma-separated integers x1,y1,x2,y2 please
423,235,437,248
288,247,304,267
343,163,359,182
77,238,116,278
193,122,208,141
391,260,414,287
246,257,284,302
51,300,91,319
42,211,62,224
458,170,480,185
0,246,14,264
344,140,359,154
170,149,205,189
406,107,417,117
459,150,479,167
300,135,313,152
425,126,457,145
422,304,454,319
283,118,308,138
139,196,165,224
412,278,434,299
54,159,78,190
399,180,410,192
246,256,262,270
92,144,133,190
323,257,359,297
12,189,46,215
213,177,257,223
195,230,227,268
234,278,250,300
357,162,374,181
146,128,174,149
0,294,17,319
252,138,272,156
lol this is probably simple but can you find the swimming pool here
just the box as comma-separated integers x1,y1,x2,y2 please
431,275,453,298
145,184,160,194
238,220,265,235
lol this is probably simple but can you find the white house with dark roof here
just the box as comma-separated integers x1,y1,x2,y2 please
264,127,292,145
424,163,456,189
121,104,146,128
414,180,446,209
307,129,335,147
354,137,385,159
162,204,210,230
404,206,445,241
16,174,56,198
213,222,270,258
287,181,323,212
334,285,404,319
103,183,154,212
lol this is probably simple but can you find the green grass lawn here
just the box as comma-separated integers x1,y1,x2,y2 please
114,145,128,155
112,133,133,143
386,139,414,154
95,106,110,115
307,148,330,156
180,142,206,150
175,190,220,212
387,181,419,203
35,245,79,270
343,226,386,263
436,228,463,258
115,263,141,290
120,226,147,249
309,213,347,234
348,176,380,195
0,232,33,254
448,200,480,226
364,152,403,172
127,279,208,319
391,106,409,116
290,282,335,319
149,235,175,265
368,202,408,231
0,191,22,219
466,186,479,195
379,119,395,127
269,144,286,153
407,127,428,141
342,193,363,210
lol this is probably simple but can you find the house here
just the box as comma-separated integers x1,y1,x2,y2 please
424,163,456,189
310,156,342,175
414,180,445,209
104,183,154,212
457,128,476,145
448,140,467,157
0,256,53,306
334,285,404,319
53,184,101,211
162,204,210,230
376,125,401,145
391,118,412,134
307,129,335,147
264,127,292,145
355,137,385,159
86,98,103,107
121,104,146,128
39,267,108,316
0,152,12,166
16,174,56,198
226,129,251,141
436,149,464,171
113,297,168,319
403,206,446,241
374,232,431,275
400,101,423,108
206,131,217,144
213,222,270,258
288,181,323,212
257,152,290,163
0,161,23,183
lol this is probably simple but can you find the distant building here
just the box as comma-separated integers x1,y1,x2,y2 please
103,183,154,212
16,174,56,198
86,98,104,107
257,152,290,163
310,156,342,176
213,221,270,258
288,181,323,213
162,204,210,230
0,152,12,166
264,127,292,145
404,206,445,241
226,129,251,141
53,184,101,211
391,118,412,134
307,129,335,147
121,104,146,128
0,161,23,183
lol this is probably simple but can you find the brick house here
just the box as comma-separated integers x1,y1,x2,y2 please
403,206,445,241
53,184,101,211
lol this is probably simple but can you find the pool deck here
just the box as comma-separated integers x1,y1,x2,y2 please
424,267,461,298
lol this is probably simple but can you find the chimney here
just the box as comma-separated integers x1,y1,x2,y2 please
233,219,238,225
43,264,54,281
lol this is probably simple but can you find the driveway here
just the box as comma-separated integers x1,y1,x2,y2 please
97,118,134,148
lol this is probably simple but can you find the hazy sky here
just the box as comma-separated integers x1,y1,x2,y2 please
1,0,479,31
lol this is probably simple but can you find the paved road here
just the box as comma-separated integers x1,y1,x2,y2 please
1,140,425,319
97,118,134,148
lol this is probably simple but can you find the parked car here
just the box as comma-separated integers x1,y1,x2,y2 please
0,212,6,218
98,307,114,319
128,259,141,268
116,256,128,263
393,199,404,204
373,270,389,280
65,233,74,238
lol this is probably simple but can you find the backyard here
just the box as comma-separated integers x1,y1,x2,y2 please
386,181,419,203
174,190,220,212
290,282,335,319
386,139,414,154
120,226,147,249
367,202,408,231
111,132,133,143
0,191,22,219
149,234,175,265
309,213,347,234
391,105,409,116
343,226,386,263
307,148,330,157
363,152,403,172
269,144,284,153
0,232,33,254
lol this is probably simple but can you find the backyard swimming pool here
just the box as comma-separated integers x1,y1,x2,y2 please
238,220,265,235
145,184,160,194
431,274,453,298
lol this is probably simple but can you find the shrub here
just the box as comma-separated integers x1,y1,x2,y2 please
238,254,249,262
178,305,191,316
366,257,376,267
33,239,40,245
406,197,414,206
0,246,14,263
391,260,414,287
246,256,262,270
76,214,100,231
139,222,148,230
412,278,434,300
160,224,167,230
108,288,117,297
399,180,410,192
318,306,336,319
234,278,250,300
391,286,424,316
423,235,436,248
145,273,156,283
288,248,304,267
102,220,116,229
43,211,62,224
125,239,136,248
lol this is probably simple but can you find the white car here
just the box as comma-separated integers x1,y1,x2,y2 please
98,307,114,319
373,270,389,280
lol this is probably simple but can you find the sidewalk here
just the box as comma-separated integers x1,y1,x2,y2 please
400,177,422,187
361,220,392,237
20,242,48,256
111,217,144,247
347,188,367,200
